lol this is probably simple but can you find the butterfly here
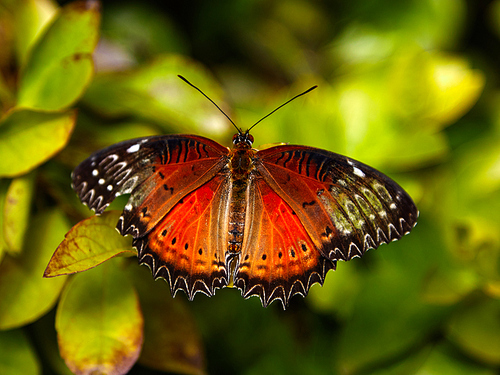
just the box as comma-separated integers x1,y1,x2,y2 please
72,77,418,308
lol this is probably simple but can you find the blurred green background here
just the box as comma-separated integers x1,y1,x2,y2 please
1,0,500,374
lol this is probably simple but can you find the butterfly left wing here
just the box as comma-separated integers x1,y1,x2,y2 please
234,177,336,307
255,145,418,262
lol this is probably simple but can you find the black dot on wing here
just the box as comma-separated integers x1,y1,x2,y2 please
301,244,307,252
184,243,189,250
198,248,203,255
171,237,177,245
161,229,167,236
262,254,267,261
291,249,296,258
278,251,283,259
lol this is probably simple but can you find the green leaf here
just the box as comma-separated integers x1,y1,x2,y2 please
17,0,101,110
447,296,500,365
0,180,9,262
83,55,230,136
0,209,70,330
44,210,135,277
56,258,143,375
6,0,58,66
0,329,40,375
0,108,76,178
388,50,485,127
131,265,206,375
3,173,35,254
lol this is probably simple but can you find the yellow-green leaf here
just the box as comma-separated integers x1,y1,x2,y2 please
0,108,76,177
56,259,143,375
17,0,101,110
44,210,135,277
0,180,9,262
0,209,70,330
3,173,35,255
0,329,40,375
7,0,58,66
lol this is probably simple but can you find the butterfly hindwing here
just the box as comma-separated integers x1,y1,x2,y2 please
134,173,232,299
235,177,336,307
257,145,418,262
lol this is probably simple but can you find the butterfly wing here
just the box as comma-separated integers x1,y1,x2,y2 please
234,176,336,307
133,172,232,299
256,145,418,262
72,135,229,237
72,134,232,299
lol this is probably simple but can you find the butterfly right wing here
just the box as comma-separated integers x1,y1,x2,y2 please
133,172,233,299
72,135,230,238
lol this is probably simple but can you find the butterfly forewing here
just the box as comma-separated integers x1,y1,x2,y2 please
72,135,229,232
257,145,418,262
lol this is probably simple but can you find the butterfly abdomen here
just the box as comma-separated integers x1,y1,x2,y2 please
227,147,255,254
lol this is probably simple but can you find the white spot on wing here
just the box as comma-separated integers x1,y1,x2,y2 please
107,185,113,191
98,178,105,185
127,144,140,153
353,166,365,178
92,169,99,176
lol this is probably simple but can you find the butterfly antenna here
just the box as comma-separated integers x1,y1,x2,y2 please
247,85,317,132
178,75,241,134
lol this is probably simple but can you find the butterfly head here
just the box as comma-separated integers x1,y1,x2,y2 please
232,131,254,148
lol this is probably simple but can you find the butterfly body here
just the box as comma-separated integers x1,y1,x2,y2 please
72,131,418,308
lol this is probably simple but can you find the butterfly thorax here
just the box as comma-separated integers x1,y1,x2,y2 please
226,142,255,255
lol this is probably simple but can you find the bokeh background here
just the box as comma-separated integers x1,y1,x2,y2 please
1,0,500,374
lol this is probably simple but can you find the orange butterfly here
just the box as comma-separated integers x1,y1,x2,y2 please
72,77,418,308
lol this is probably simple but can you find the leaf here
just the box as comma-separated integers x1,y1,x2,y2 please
56,258,143,375
0,329,40,375
17,0,101,110
131,265,206,375
389,49,485,127
0,180,9,262
0,108,76,178
83,55,230,136
447,296,500,365
7,0,58,66
0,209,70,330
3,172,35,254
44,210,135,277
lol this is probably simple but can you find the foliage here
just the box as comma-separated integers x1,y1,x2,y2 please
0,0,499,374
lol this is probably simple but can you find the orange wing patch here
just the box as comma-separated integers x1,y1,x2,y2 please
235,178,335,307
134,175,231,300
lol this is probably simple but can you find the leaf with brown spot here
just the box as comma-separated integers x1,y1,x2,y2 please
56,258,143,375
44,210,135,278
